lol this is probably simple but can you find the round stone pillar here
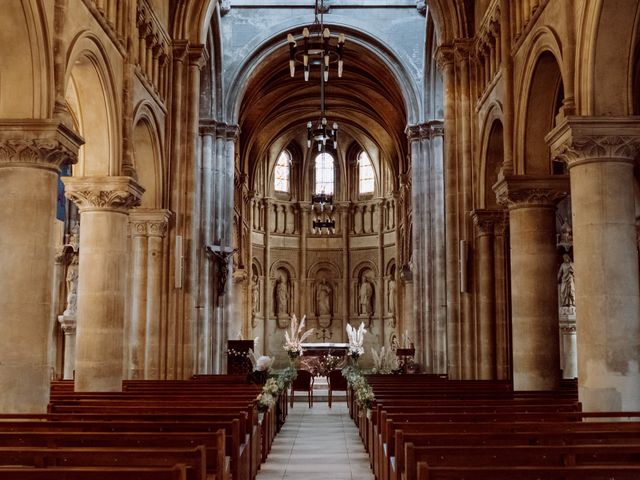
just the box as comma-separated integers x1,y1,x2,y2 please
548,118,640,411
58,316,77,380
472,210,505,380
63,176,143,391
0,121,81,412
495,176,568,390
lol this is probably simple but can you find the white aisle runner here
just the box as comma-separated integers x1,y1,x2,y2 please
256,401,375,480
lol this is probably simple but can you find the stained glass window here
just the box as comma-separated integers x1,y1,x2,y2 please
274,150,291,192
358,151,374,194
315,152,335,195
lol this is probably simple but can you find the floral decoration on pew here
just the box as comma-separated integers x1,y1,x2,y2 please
346,322,367,361
370,346,400,375
283,314,314,360
342,366,375,416
256,366,298,413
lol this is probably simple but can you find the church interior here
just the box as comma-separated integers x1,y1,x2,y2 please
2,0,640,478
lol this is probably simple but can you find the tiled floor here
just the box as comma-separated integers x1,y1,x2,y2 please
256,401,374,480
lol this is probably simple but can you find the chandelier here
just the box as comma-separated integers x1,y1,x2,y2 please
287,0,345,153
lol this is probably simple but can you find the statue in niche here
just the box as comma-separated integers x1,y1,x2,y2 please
251,274,260,315
557,254,576,308
66,221,80,251
274,275,289,316
388,278,396,314
316,279,332,317
63,256,79,316
359,276,374,316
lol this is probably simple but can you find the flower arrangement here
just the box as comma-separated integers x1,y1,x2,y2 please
255,366,298,413
322,354,341,372
371,346,399,374
346,322,367,360
283,314,314,359
342,364,375,413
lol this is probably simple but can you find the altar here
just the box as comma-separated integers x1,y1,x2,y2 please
299,343,350,376
300,342,349,357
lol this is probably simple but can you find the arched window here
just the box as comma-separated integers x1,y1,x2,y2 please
274,150,291,192
314,152,335,195
358,151,374,194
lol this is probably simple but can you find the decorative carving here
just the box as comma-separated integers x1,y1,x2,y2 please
0,122,82,171
434,45,455,71
63,177,144,213
63,256,79,316
553,136,640,166
493,175,569,209
557,254,576,308
58,316,77,335
358,276,374,316
547,117,640,168
472,209,506,236
416,0,427,16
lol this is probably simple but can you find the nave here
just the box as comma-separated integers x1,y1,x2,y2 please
256,402,373,480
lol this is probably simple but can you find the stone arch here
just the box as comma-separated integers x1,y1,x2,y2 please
0,0,51,118
132,103,164,208
65,33,120,176
516,29,564,174
478,104,504,209
224,23,421,125
576,0,640,115
251,257,264,278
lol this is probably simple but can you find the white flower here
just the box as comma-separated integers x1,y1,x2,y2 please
346,322,367,357
283,314,314,355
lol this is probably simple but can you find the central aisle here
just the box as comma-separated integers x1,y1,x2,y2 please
256,401,375,480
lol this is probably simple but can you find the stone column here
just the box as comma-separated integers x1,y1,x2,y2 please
0,121,81,412
58,317,77,380
548,117,640,411
436,46,462,378
128,209,170,379
494,175,568,390
63,176,143,391
471,210,504,379
406,121,447,373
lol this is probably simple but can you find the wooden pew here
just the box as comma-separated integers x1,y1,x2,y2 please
415,463,640,480
0,446,207,480
405,443,640,480
0,465,189,480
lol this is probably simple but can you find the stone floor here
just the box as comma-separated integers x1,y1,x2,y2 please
256,400,375,480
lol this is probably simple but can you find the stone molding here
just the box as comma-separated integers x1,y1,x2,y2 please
58,315,77,335
129,209,172,237
471,209,506,236
546,116,640,169
63,176,144,213
493,175,569,210
0,120,83,172
406,120,444,141
199,119,240,140
434,45,454,71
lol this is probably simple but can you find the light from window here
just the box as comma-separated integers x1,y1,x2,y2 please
274,150,291,192
358,151,374,194
315,152,335,194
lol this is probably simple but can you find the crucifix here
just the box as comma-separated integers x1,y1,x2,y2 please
206,242,236,297
314,327,333,342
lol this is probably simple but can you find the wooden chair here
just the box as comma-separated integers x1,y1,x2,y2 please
290,370,314,408
327,369,348,408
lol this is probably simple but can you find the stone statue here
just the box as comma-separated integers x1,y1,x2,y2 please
251,274,260,314
64,256,79,315
557,254,576,307
274,276,288,316
317,279,332,316
388,278,396,314
359,277,374,315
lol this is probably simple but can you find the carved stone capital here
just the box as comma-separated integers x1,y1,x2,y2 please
405,123,430,141
453,39,474,62
493,175,569,209
0,120,83,172
416,0,427,15
471,209,506,236
129,209,171,237
546,116,640,169
58,315,77,335
434,45,455,71
63,176,144,213
216,123,240,141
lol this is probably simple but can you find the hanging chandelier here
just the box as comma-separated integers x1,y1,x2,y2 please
287,0,345,153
